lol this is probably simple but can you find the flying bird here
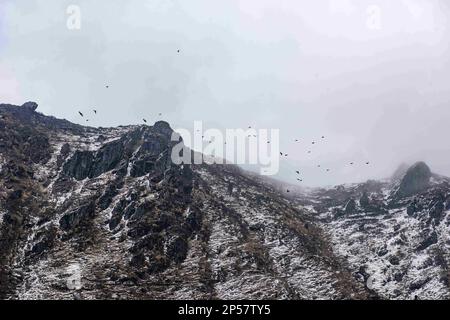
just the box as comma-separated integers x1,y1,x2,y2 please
78,111,84,117
93,110,97,114
296,171,300,174
143,119,147,123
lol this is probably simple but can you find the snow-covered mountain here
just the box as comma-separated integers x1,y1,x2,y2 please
1,102,448,300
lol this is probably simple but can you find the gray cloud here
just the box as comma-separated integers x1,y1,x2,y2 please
1,0,449,186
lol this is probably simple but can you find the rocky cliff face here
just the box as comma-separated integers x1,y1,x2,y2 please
1,102,449,300
394,162,432,199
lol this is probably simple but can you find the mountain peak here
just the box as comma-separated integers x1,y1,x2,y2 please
395,161,432,198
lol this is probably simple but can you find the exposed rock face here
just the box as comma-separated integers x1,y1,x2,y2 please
395,162,432,198
302,164,450,300
1,103,449,300
21,101,38,111
344,198,357,215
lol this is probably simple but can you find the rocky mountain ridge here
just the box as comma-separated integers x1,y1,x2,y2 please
1,102,449,300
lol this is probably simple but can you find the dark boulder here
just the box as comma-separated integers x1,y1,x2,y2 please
388,255,401,266
407,203,416,216
416,232,438,251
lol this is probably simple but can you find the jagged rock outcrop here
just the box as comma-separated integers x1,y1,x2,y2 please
302,163,450,300
344,198,357,215
21,102,38,112
395,162,432,198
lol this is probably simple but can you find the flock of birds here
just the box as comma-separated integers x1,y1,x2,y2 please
275,134,371,192
77,84,163,124
72,49,372,192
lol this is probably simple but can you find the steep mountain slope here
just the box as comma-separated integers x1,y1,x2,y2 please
0,102,368,300
300,164,450,299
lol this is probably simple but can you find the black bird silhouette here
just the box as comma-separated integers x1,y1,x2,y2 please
105,85,109,89
78,111,84,117
286,189,290,193
177,49,180,53
279,152,283,156
143,119,147,123
93,110,97,114
296,171,300,174
350,162,354,165
312,141,315,145
366,162,370,165
326,169,330,172
317,165,321,168
322,136,325,139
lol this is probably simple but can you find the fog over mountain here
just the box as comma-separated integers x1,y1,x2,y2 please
1,0,450,186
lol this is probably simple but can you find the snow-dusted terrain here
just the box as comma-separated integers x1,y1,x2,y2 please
1,102,449,300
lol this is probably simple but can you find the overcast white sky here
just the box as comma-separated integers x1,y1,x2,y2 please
1,0,449,186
